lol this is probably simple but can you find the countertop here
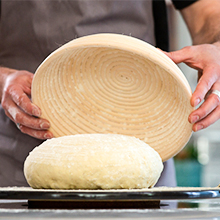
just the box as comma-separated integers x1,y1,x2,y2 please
1,198,220,220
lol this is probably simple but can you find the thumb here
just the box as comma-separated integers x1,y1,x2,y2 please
162,46,204,71
163,47,192,64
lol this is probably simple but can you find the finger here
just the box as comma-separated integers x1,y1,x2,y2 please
192,104,220,131
19,125,54,139
197,70,202,83
6,100,50,130
164,46,204,68
5,109,23,130
191,68,219,107
189,90,220,124
164,47,192,64
9,87,41,117
5,104,52,135
4,109,15,122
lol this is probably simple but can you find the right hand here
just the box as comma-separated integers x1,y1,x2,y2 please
164,43,220,132
1,67,54,139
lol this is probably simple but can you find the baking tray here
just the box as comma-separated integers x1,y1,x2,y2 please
0,187,220,201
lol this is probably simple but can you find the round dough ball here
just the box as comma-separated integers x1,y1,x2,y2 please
24,134,163,189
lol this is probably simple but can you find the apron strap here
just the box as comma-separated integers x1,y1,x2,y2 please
152,0,169,51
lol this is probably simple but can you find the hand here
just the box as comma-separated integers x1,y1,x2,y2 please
1,67,54,139
164,42,220,131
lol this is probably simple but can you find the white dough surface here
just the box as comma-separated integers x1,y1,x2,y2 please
24,134,163,189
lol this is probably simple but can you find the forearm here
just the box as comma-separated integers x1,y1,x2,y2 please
181,0,220,45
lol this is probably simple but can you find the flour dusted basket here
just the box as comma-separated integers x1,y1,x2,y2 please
32,33,193,162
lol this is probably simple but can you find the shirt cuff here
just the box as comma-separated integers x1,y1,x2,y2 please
172,0,198,10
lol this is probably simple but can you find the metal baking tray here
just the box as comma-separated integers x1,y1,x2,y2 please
0,187,220,201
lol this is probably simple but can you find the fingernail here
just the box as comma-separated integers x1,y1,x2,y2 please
32,107,41,117
40,122,50,129
195,124,203,131
194,98,201,106
190,115,199,124
44,133,53,139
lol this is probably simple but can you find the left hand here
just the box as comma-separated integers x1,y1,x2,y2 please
164,42,220,132
1,68,53,139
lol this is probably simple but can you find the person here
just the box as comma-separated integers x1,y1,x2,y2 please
0,0,220,187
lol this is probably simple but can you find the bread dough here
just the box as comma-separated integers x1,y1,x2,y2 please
24,134,163,189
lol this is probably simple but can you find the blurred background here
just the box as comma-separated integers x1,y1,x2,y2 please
167,1,220,187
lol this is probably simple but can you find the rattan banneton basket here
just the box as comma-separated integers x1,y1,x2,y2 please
32,33,193,162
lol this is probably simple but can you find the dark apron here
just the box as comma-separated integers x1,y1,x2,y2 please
0,0,176,187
